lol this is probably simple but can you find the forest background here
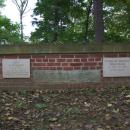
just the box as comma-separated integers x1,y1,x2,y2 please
0,0,130,44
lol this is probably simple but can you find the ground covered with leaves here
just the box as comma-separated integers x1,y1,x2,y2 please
0,86,130,130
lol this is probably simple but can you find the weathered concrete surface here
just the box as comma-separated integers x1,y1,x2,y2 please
33,70,101,83
0,43,130,54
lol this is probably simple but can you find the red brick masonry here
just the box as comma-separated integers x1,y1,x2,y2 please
0,52,130,89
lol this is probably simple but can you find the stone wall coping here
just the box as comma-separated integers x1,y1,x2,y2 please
0,43,130,54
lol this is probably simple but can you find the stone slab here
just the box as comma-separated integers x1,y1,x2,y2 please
33,70,100,83
103,57,130,77
2,59,30,78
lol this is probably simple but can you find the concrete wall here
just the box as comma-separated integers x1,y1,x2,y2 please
0,44,130,89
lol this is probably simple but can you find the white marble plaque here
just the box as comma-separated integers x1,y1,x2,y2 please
103,57,130,77
2,59,30,78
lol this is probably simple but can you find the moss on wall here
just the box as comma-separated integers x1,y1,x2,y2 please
0,43,130,54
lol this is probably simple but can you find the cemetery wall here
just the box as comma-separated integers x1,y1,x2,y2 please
0,44,130,89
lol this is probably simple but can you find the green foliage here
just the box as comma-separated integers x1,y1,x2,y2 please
15,100,25,108
19,90,28,96
0,0,21,44
0,0,4,7
34,103,47,111
31,0,71,42
1,0,130,44
63,107,81,115
104,0,130,42
31,0,92,43
0,16,21,44
31,0,130,43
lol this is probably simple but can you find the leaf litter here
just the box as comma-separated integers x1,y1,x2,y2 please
0,85,130,130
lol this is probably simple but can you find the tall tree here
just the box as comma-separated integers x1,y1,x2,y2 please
93,0,104,43
31,0,130,43
31,0,92,43
12,0,29,41
31,0,71,43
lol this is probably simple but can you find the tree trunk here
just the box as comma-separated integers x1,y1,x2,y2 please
93,0,104,43
84,0,93,44
20,13,23,41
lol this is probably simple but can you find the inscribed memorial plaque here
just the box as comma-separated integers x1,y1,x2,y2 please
103,57,130,77
2,59,30,78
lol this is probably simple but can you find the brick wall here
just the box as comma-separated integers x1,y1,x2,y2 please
31,54,102,71
0,52,130,89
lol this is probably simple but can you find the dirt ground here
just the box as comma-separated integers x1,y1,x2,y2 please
0,85,130,130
